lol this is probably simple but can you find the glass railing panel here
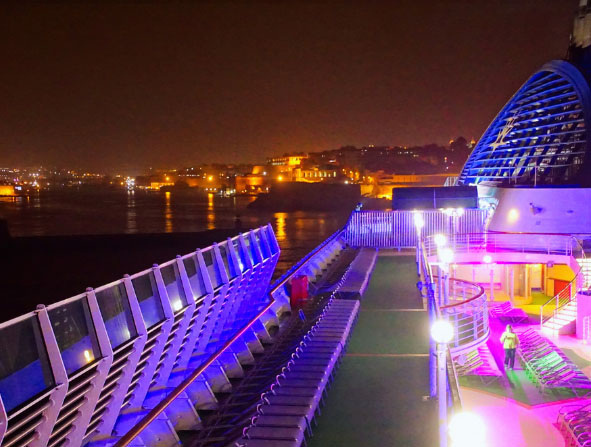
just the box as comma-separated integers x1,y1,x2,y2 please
160,262,188,312
202,248,221,289
48,297,101,376
243,235,256,265
253,229,266,258
182,255,207,300
95,282,137,350
231,237,247,272
218,242,237,279
131,271,165,329
0,315,55,412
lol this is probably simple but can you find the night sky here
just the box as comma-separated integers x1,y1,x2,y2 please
0,1,576,172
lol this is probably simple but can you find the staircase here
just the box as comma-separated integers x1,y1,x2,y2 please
541,258,591,335
541,301,578,335
579,258,591,288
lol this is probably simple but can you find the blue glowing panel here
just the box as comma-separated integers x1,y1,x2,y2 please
95,283,137,349
131,272,165,329
218,243,237,279
182,255,207,299
160,263,188,312
459,60,591,186
232,238,247,272
242,236,256,265
0,316,54,412
48,299,101,376
202,248,221,289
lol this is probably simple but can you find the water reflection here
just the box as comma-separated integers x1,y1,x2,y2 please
0,190,350,277
164,191,173,233
207,193,215,230
126,190,137,234
274,212,287,241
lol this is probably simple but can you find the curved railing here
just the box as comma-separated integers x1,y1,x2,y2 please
435,277,489,352
423,232,582,259
540,242,586,330
422,231,587,334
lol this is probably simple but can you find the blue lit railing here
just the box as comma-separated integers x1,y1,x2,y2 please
0,223,351,447
0,225,282,447
343,209,488,248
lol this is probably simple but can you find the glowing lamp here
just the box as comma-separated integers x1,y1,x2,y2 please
455,208,465,217
449,412,486,447
83,349,94,363
434,234,447,247
431,320,454,344
278,175,283,181
507,208,519,223
438,247,454,265
172,300,183,312
413,213,425,229
482,254,492,264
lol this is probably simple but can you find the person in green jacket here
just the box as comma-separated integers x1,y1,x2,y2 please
500,324,519,370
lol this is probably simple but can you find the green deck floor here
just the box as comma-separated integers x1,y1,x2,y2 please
308,252,437,447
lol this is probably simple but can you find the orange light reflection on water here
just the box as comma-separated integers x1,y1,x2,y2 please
165,191,173,233
274,212,287,241
207,193,215,230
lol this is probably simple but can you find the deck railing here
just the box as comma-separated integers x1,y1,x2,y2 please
423,232,581,259
438,278,489,352
343,209,488,248
0,225,282,447
113,228,348,447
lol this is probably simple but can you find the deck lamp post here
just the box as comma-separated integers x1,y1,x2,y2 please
449,411,486,447
434,235,448,305
414,213,425,277
431,319,454,447
438,248,454,306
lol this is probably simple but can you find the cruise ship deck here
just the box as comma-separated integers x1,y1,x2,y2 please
307,252,436,447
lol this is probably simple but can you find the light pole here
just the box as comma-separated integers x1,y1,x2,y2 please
431,319,454,447
439,247,454,306
434,234,447,305
414,212,425,277
449,411,487,447
483,254,494,302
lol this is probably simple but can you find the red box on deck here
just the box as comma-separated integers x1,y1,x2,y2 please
290,275,309,308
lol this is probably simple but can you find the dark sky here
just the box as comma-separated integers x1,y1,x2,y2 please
0,1,576,172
